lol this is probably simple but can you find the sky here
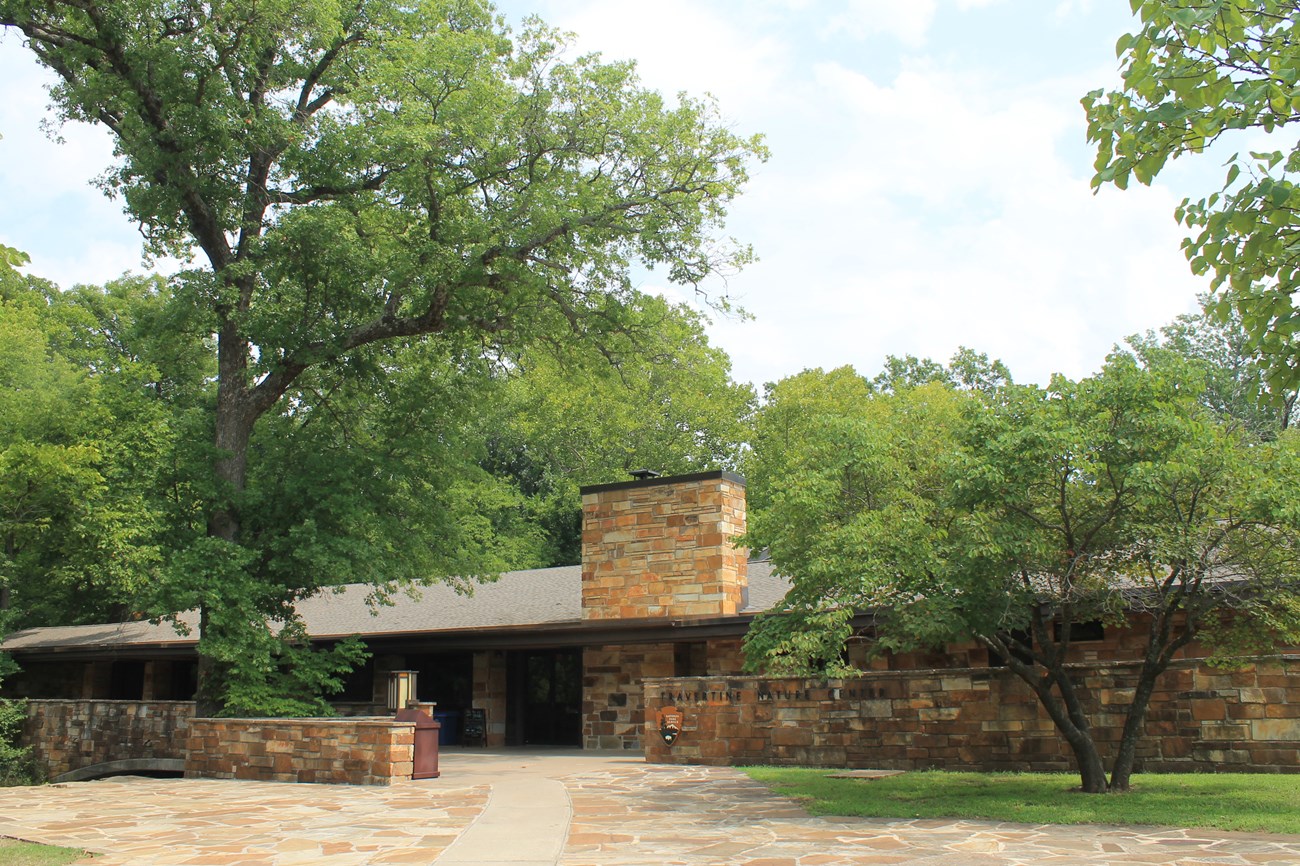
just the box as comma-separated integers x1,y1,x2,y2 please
0,1,1232,389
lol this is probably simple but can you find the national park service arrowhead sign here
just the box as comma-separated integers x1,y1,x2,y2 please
657,706,683,747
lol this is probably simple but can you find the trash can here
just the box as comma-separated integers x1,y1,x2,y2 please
433,710,461,746
395,703,441,779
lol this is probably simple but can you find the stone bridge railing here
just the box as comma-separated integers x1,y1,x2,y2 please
22,700,418,785
23,699,195,781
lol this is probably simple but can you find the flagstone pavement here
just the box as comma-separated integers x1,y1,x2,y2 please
0,749,1297,865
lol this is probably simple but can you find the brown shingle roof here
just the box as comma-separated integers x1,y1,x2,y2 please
2,561,788,653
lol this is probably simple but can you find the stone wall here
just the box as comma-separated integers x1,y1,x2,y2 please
185,717,415,785
472,650,508,747
581,472,747,620
22,699,195,780
584,638,746,750
644,655,1300,773
584,643,674,749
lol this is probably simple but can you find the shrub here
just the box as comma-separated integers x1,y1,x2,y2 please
0,698,42,786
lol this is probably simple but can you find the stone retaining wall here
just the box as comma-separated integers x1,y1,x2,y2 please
185,717,415,785
22,699,195,780
644,656,1300,773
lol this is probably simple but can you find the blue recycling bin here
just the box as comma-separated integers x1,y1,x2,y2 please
433,710,461,745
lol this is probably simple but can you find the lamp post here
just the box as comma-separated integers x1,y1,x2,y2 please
386,670,418,713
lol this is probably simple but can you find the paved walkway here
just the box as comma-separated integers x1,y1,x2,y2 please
0,750,1297,865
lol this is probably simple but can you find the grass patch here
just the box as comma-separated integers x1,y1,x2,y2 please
741,768,1300,834
0,838,88,865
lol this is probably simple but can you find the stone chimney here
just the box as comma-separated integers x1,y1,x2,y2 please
579,471,747,620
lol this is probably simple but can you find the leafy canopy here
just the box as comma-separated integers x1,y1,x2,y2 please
1084,1,1300,392
0,0,765,713
483,294,756,564
744,351,1300,791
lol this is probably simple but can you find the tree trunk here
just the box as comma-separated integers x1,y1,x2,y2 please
193,606,223,718
1108,659,1163,791
1046,673,1110,793
996,647,1110,792
1068,731,1110,793
1109,603,1192,791
194,322,257,717
207,320,255,543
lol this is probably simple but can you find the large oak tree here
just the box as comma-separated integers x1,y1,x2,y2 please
0,0,764,713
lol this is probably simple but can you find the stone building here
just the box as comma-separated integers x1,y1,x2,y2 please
3,471,782,750
4,469,1298,773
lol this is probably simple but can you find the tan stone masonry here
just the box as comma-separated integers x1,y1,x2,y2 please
581,471,747,620
643,655,1300,772
583,638,745,750
23,699,194,780
185,717,415,785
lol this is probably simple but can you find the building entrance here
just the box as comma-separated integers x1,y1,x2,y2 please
505,648,582,746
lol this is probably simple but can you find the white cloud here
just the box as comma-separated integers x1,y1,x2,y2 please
1055,0,1097,18
0,38,153,288
690,51,1205,388
508,2,1208,388
526,1,790,120
821,0,1005,46
824,0,937,46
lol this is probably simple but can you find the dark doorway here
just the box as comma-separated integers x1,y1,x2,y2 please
163,660,197,700
408,651,474,713
506,648,582,746
109,660,145,700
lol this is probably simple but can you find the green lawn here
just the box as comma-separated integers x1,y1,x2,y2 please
0,838,88,865
741,768,1300,834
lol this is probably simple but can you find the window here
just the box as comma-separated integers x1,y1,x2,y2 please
673,642,708,677
1054,620,1106,642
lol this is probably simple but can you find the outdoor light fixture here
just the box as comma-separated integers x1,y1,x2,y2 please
386,670,418,712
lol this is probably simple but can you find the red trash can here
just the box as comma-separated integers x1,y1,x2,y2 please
395,702,441,779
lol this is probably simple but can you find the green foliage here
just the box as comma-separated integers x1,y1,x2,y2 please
0,0,763,711
748,352,1300,669
0,274,201,628
744,374,969,668
745,351,1300,789
0,245,28,286
219,634,370,719
742,768,1300,834
741,607,856,676
483,295,755,564
0,632,39,786
870,347,1012,395
1084,1,1300,391
741,365,875,518
1129,297,1297,437
0,696,41,786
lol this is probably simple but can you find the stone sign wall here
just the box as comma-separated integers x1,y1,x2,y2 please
643,655,1300,773
584,638,746,751
185,717,415,785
